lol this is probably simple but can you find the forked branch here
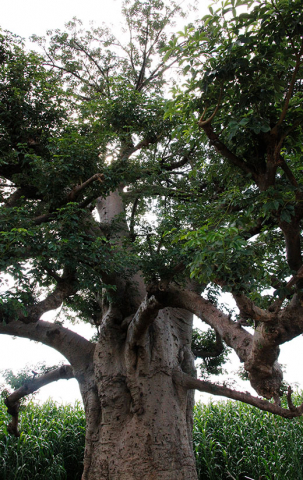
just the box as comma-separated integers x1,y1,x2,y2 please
198,84,223,127
5,365,74,437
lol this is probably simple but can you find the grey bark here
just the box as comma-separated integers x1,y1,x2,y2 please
78,306,198,480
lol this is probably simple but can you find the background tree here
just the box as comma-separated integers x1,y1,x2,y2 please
1,0,303,479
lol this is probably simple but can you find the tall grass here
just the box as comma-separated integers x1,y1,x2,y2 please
0,400,85,479
194,394,303,480
1,396,303,479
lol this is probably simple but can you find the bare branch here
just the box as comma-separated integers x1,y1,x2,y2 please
172,368,303,419
5,365,74,437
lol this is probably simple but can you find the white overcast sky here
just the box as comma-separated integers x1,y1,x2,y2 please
1,0,303,405
1,0,124,38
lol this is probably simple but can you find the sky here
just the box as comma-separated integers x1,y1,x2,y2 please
1,0,124,39
0,0,303,406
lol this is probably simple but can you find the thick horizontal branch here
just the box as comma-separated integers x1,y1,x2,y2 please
153,284,286,400
173,369,303,419
0,319,95,370
5,365,74,437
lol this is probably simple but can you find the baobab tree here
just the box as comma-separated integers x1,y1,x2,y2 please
1,0,303,478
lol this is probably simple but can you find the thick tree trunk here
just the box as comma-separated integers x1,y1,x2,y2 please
80,307,198,480
77,191,198,479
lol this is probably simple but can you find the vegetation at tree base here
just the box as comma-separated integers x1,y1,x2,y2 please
0,400,85,480
1,0,303,477
193,397,303,480
1,397,303,480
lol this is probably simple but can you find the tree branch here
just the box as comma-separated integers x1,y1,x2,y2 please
33,195,95,226
152,284,288,400
22,275,78,323
232,292,273,323
160,149,194,171
172,368,303,419
0,320,95,370
127,295,163,348
201,123,257,178
153,285,252,363
279,155,300,188
67,173,104,201
198,84,223,127
31,171,104,226
269,265,303,312
129,197,139,241
4,365,74,437
279,219,302,271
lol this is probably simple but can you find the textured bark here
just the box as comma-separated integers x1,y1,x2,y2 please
81,307,198,480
